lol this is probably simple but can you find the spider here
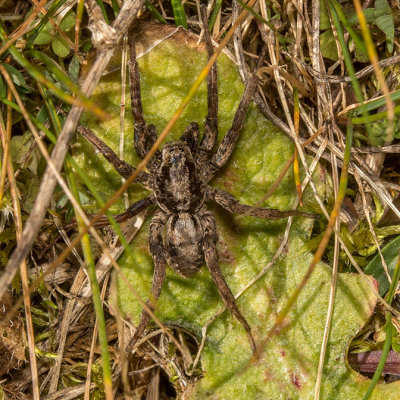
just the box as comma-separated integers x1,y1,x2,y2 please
77,15,317,354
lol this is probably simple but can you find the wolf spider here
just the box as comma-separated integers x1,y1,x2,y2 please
78,17,317,354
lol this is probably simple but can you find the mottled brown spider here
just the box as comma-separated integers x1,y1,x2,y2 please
78,16,317,354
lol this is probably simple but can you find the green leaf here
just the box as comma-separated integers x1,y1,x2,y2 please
374,0,394,53
51,36,70,58
2,63,26,87
364,236,400,296
32,21,53,45
346,7,375,26
0,75,5,98
75,23,400,399
320,29,338,61
59,10,76,31
320,0,331,30
68,55,80,84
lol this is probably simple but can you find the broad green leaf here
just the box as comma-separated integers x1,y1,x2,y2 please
32,21,53,45
364,236,400,296
59,10,76,31
320,29,339,61
2,63,26,87
51,36,70,58
375,0,394,53
76,24,400,399
320,0,331,30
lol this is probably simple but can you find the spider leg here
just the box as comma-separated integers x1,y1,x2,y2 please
89,196,154,228
200,210,257,354
208,187,318,219
65,196,153,231
127,210,167,352
179,122,200,151
128,28,160,171
77,125,152,189
204,45,267,181
198,6,218,161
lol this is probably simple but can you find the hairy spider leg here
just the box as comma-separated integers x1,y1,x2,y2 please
128,28,160,172
89,197,154,228
77,125,152,189
127,210,167,353
208,187,319,220
200,210,256,353
179,122,200,152
204,45,268,182
198,6,218,162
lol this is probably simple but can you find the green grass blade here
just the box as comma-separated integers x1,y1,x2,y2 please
208,0,222,30
171,0,188,29
95,0,110,24
110,0,120,16
349,90,400,116
66,160,113,398
28,50,80,95
145,1,166,24
351,103,400,124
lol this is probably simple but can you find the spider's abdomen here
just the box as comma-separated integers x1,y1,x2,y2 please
165,213,203,277
154,142,206,214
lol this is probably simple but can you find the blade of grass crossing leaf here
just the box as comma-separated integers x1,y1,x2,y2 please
293,88,303,205
253,124,353,360
363,252,400,399
326,0,372,137
0,25,108,120
349,89,400,116
330,0,367,57
208,0,222,31
65,160,113,399
25,0,68,46
352,103,400,124
352,0,394,143
144,1,166,24
171,0,188,29
29,50,81,95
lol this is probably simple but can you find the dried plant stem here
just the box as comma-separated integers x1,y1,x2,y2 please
0,89,12,206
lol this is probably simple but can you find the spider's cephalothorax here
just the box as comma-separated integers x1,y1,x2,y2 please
79,14,317,355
